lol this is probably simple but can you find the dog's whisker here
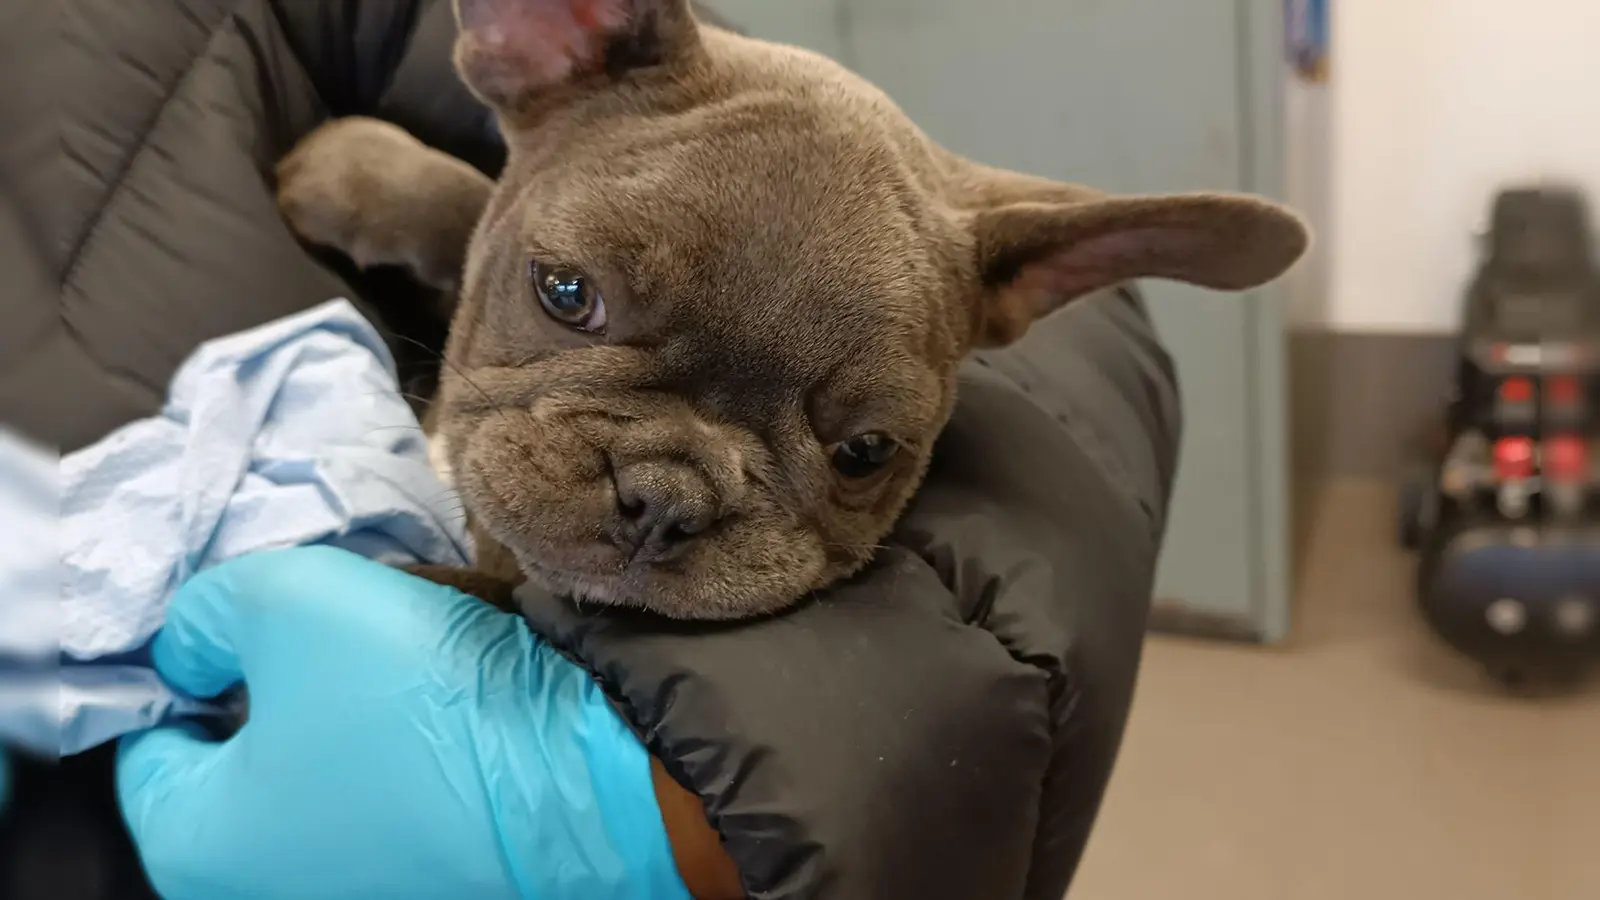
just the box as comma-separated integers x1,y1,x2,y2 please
355,387,436,405
821,541,891,554
379,330,445,359
381,334,500,412
385,335,550,480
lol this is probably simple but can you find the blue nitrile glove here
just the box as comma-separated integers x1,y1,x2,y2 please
114,546,689,900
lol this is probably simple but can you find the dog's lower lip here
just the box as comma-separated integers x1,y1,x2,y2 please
518,555,579,580
516,553,616,586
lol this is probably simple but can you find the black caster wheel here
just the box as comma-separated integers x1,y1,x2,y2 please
1397,465,1437,551
1488,664,1529,691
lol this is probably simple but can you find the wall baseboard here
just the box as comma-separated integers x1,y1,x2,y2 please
1290,330,1457,480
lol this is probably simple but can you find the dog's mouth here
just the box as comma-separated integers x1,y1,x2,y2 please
509,540,782,620
484,504,838,621
513,553,628,607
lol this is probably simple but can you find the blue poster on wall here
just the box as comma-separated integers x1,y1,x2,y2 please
1285,0,1329,82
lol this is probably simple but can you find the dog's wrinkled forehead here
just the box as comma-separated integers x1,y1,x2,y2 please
487,98,956,399
522,99,940,288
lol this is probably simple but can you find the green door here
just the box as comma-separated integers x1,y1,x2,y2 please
710,0,1292,641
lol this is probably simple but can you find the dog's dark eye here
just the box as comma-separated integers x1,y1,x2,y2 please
831,433,900,479
531,261,607,333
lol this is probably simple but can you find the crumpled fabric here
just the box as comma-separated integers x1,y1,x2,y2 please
0,427,60,760
1,299,471,757
0,428,57,663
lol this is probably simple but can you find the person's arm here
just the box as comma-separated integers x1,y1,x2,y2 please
654,760,744,899
514,286,1180,899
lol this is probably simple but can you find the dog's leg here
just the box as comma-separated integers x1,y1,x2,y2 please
276,117,493,293
404,520,528,614
403,564,522,613
277,120,530,609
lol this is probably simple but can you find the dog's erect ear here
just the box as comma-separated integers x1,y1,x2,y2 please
967,189,1309,347
453,0,700,109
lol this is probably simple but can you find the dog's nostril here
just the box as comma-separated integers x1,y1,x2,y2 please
615,489,646,520
609,460,720,561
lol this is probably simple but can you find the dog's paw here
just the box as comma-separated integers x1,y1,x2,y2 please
276,117,493,290
277,118,422,267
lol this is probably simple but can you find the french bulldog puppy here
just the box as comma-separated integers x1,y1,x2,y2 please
276,0,1309,621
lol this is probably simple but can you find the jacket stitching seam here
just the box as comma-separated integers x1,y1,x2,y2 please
976,353,1158,532
1021,665,1078,898
59,3,248,289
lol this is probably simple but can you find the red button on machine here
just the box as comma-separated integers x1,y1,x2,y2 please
1498,376,1535,404
1544,435,1589,482
1546,375,1583,407
1493,436,1536,480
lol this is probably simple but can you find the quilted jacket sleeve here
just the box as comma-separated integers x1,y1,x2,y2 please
517,287,1179,900
271,0,507,177
273,0,742,179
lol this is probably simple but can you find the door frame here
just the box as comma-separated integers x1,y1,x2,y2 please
1239,0,1293,643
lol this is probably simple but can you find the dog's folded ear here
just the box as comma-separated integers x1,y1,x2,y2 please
453,0,700,110
967,190,1310,347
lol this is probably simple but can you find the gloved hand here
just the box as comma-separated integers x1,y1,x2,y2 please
115,546,689,900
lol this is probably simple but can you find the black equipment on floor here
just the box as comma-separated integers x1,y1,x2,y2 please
1400,185,1600,684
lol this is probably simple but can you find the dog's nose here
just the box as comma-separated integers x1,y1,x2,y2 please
610,460,720,563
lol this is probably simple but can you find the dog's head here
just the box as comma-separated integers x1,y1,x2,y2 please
438,0,1309,619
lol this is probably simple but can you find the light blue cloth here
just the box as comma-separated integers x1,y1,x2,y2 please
0,428,57,662
2,299,471,757
0,427,62,759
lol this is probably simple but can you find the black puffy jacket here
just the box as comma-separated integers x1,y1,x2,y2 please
2,2,1180,898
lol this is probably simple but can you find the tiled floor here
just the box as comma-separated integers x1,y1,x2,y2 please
1070,479,1599,900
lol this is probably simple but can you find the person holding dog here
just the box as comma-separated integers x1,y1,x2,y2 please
7,0,1302,897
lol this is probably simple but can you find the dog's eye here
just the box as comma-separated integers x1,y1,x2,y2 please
531,261,607,333
831,433,900,479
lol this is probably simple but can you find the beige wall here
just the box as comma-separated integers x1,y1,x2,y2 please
1293,0,1600,332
